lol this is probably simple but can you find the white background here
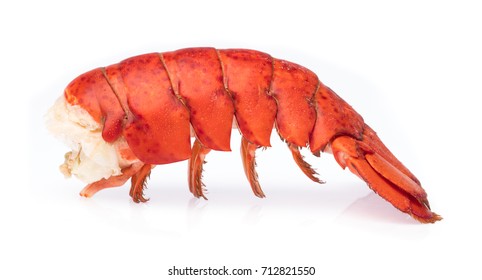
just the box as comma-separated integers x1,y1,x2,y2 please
2,0,481,279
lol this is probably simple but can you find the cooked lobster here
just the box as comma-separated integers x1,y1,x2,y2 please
46,47,441,223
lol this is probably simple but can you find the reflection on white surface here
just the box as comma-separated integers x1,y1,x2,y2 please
33,176,421,234
340,192,418,224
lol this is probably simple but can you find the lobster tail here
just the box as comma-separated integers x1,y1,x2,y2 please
50,47,441,223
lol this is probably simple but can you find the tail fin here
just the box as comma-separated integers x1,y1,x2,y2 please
330,125,441,223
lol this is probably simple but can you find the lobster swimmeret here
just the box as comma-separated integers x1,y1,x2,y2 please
46,47,441,223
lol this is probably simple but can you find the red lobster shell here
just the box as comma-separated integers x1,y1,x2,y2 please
47,47,441,223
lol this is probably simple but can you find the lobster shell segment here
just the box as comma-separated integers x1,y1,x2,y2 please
271,59,318,147
309,83,365,154
218,49,276,147
116,53,191,164
64,68,125,143
161,48,234,151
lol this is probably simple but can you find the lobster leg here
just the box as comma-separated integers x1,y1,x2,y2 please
330,131,441,223
288,143,324,184
79,162,144,198
189,139,211,199
241,137,265,198
129,164,153,203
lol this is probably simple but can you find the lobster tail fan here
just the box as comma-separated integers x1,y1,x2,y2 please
330,128,441,223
